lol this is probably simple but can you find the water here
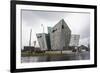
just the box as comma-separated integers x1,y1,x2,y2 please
21,51,90,63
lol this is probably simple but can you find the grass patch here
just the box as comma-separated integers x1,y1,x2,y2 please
21,51,66,57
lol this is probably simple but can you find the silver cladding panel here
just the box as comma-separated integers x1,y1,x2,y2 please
69,35,80,46
36,33,48,50
50,19,71,50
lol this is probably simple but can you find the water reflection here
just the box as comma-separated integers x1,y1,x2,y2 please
21,51,90,63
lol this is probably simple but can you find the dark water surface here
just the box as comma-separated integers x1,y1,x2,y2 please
21,51,90,63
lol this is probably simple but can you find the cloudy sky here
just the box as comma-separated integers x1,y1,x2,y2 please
21,10,90,49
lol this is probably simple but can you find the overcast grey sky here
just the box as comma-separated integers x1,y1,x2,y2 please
21,10,90,49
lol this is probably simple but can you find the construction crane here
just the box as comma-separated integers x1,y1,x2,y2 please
29,29,32,46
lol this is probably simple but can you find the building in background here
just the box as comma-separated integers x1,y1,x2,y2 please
48,27,52,34
69,34,80,47
50,19,71,50
47,27,52,50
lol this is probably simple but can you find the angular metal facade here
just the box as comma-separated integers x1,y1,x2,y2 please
69,34,80,47
50,19,71,50
36,33,48,50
